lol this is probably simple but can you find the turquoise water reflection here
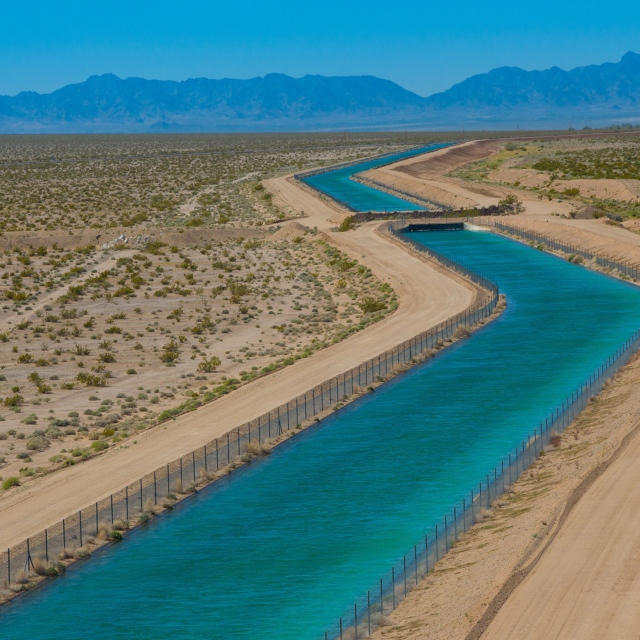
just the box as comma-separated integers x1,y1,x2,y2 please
303,145,449,212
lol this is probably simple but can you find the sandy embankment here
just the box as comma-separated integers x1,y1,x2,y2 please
0,178,473,552
364,139,575,217
356,167,477,209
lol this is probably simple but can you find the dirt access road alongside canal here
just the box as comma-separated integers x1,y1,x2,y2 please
0,178,473,552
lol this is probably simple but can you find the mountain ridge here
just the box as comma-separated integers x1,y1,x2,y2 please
1,52,638,132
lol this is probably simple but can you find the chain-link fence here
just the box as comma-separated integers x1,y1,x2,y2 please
320,228,640,640
0,227,499,589
476,218,640,280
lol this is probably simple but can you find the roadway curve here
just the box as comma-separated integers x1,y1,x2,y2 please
0,175,472,550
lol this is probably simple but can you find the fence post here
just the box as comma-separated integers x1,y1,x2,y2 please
63,518,66,549
140,479,143,512
79,511,83,547
193,451,196,484
354,603,358,640
154,472,157,504
425,535,429,573
392,567,395,610
45,529,48,563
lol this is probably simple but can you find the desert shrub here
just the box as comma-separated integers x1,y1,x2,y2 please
197,356,221,373
91,441,109,452
338,216,355,232
3,476,20,490
112,519,129,531
499,194,520,206
77,371,111,387
26,435,50,450
159,339,180,363
358,297,386,314
4,395,24,406
454,325,471,339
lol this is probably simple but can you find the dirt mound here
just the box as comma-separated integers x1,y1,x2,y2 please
395,140,502,178
269,221,309,241
0,227,265,251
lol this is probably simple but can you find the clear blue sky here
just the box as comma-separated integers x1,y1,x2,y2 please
2,0,638,97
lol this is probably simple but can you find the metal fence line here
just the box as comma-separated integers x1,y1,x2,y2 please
320,226,640,640
0,229,499,591
477,218,640,281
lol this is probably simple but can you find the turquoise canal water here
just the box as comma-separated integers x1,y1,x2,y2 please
303,144,449,211
3,230,640,640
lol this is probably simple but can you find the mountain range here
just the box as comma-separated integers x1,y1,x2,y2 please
1,52,639,133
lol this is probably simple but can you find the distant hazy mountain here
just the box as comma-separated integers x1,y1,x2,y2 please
0,52,638,133
424,51,640,121
0,73,429,133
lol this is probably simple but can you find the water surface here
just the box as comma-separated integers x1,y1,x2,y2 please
303,144,449,211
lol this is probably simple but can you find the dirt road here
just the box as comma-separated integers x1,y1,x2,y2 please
482,420,640,640
0,179,472,551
